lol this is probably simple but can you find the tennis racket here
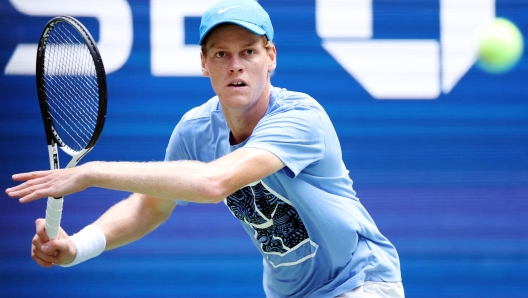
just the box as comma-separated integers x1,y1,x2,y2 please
36,16,107,240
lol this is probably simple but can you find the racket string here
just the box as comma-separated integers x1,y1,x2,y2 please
42,22,101,152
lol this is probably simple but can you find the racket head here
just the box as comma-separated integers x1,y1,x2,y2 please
36,16,107,156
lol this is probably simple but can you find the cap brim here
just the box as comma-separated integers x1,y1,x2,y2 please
199,20,266,44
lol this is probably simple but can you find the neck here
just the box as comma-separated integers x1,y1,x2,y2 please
223,85,271,145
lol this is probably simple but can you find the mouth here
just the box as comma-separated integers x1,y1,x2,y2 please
228,80,247,87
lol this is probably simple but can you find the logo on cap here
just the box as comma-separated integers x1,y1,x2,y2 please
218,6,240,14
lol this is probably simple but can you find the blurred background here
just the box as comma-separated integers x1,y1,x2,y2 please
1,0,527,297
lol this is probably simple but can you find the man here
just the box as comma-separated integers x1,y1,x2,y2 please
6,0,404,296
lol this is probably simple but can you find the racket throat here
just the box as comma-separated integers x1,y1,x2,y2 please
66,147,93,168
48,144,60,170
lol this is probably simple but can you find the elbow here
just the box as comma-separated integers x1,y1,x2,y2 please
199,173,233,204
138,194,176,226
200,182,228,204
155,205,173,224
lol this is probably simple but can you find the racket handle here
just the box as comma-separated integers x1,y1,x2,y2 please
45,197,64,240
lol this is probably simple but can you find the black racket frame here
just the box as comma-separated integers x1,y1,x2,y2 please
35,15,107,154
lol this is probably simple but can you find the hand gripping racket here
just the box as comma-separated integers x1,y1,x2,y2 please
36,16,107,240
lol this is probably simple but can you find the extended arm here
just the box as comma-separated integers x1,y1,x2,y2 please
7,147,285,204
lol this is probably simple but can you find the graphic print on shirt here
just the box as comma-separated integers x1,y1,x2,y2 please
225,181,318,268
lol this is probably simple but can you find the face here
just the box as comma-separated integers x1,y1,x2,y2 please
200,24,277,113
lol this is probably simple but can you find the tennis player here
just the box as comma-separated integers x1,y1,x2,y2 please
7,0,404,296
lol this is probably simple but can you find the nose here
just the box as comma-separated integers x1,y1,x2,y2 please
229,55,243,73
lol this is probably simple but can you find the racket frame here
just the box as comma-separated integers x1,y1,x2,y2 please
35,16,107,240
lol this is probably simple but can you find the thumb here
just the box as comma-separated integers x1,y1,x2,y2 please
45,237,76,265
35,218,49,243
41,238,63,255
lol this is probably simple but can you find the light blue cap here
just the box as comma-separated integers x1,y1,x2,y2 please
199,0,274,45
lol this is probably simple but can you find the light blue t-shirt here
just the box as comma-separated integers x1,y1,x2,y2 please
165,87,401,297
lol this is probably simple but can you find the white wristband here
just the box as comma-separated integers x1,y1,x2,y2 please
60,225,106,267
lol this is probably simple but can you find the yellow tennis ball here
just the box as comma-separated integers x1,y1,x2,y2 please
477,18,524,74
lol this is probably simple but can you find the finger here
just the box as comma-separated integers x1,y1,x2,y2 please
5,182,32,197
12,171,48,181
35,219,49,243
6,175,49,193
32,234,62,260
32,236,57,259
6,183,38,197
7,171,53,190
31,234,58,266
8,183,54,203
32,255,53,268
18,190,54,203
32,244,59,263
31,245,54,268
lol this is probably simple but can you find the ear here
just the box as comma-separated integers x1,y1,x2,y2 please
267,44,277,73
200,52,210,77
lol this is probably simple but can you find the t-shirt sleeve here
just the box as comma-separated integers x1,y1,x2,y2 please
244,106,325,178
165,121,191,162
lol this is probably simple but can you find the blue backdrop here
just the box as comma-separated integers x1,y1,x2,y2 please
1,0,527,297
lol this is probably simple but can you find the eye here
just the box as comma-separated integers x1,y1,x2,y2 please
215,51,225,58
245,49,254,55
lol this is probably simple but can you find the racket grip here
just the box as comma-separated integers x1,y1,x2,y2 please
45,197,64,240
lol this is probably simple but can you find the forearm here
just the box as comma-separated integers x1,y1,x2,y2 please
84,160,225,204
94,193,176,251
7,148,284,205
